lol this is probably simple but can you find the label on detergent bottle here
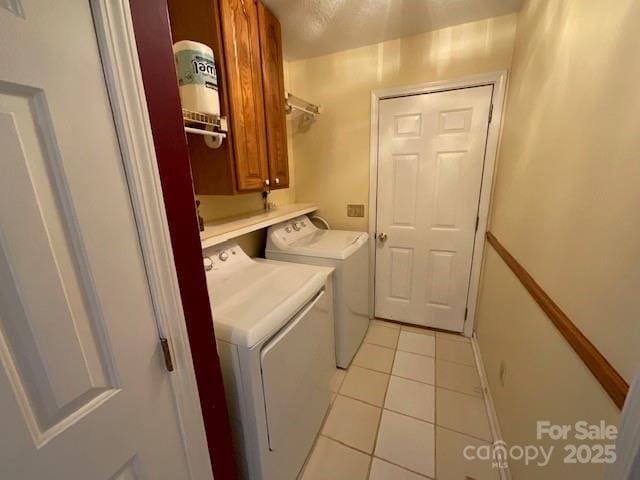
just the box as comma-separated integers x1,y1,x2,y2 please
175,50,218,91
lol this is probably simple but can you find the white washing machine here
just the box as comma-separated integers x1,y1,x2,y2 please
266,215,370,368
204,241,335,480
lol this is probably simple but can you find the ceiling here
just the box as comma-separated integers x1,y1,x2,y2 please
263,0,524,61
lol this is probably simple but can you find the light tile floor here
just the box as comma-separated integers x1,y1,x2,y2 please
300,320,500,480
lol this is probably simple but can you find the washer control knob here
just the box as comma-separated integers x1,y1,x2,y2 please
203,257,213,271
218,251,229,262
292,222,301,231
285,226,292,233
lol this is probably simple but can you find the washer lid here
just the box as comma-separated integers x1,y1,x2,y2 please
206,259,327,348
268,229,369,260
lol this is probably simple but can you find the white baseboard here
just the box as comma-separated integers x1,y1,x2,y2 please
471,334,512,480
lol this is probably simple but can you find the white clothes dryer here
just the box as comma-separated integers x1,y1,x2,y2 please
204,242,335,479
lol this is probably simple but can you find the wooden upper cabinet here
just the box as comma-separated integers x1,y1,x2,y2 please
167,0,289,195
257,2,289,189
219,0,269,192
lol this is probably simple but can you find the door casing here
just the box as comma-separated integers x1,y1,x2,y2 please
92,1,213,478
368,72,508,337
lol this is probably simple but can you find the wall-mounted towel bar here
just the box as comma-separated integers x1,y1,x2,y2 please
285,92,321,122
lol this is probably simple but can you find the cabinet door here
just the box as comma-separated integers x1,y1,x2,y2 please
258,2,289,189
219,0,269,191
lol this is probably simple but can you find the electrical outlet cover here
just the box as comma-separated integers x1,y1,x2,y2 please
347,204,365,217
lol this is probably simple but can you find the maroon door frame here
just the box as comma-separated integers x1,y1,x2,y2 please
128,1,237,478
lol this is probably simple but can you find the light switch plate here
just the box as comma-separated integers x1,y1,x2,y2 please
347,204,365,217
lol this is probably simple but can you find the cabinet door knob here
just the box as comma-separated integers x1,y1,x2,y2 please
275,177,280,184
378,232,388,242
265,179,270,186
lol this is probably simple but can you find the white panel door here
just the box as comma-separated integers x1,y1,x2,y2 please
0,2,194,478
375,86,493,331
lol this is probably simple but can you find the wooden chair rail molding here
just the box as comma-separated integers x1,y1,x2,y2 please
485,231,629,409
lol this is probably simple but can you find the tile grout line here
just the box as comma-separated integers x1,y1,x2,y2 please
337,391,386,409
370,453,434,480
373,318,473,342
381,404,494,444
351,362,392,375
364,338,400,349
370,320,401,332
320,432,375,457
435,384,485,400
390,365,485,400
361,340,396,350
352,341,395,374
376,330,438,478
366,333,399,479
336,388,491,444
434,422,495,444
396,347,436,358
299,376,351,479
388,372,436,387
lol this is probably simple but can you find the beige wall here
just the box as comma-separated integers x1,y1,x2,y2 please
196,188,294,222
196,180,293,258
196,159,294,258
287,14,517,231
477,0,640,478
477,248,619,479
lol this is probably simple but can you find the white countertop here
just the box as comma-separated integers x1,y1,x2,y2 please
200,203,318,249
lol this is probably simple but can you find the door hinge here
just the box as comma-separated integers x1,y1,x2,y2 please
464,307,468,320
160,337,174,372
475,216,480,232
488,103,494,124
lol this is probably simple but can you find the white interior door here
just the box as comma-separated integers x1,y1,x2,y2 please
375,86,493,331
0,2,196,478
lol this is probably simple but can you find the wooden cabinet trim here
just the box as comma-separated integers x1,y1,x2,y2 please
257,1,289,189
219,0,269,192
